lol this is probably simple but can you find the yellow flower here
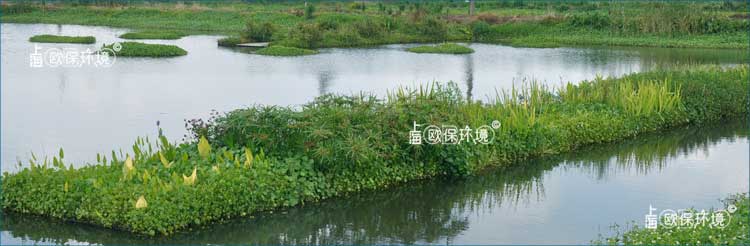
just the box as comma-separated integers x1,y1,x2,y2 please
135,195,148,209
183,167,197,185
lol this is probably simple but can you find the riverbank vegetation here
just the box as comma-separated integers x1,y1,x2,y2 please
595,193,749,245
407,43,474,54
2,1,748,49
256,45,318,56
119,31,186,40
100,42,187,57
2,65,747,235
28,34,95,44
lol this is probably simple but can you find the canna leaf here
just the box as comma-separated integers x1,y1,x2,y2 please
198,136,211,159
244,148,253,168
159,152,172,168
135,195,148,209
183,167,197,186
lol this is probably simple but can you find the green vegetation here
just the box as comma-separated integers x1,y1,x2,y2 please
217,36,242,47
595,194,749,245
28,35,95,44
407,43,474,54
119,31,186,40
3,66,748,235
100,42,187,57
256,45,318,56
2,1,747,49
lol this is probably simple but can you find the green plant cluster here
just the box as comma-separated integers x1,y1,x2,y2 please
407,43,474,54
595,194,749,245
100,42,187,57
29,35,96,44
119,31,186,40
3,66,748,235
255,45,318,56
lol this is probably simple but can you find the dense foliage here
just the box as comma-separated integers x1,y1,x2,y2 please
29,34,96,44
100,42,187,57
3,66,747,235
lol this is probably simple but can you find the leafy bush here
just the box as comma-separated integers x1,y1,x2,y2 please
29,35,96,44
241,21,276,42
304,4,315,20
291,23,323,48
354,19,384,38
416,17,448,41
470,21,492,41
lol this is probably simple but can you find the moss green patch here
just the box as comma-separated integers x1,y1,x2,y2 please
407,43,474,54
29,34,95,44
101,42,187,57
255,45,318,56
119,31,186,40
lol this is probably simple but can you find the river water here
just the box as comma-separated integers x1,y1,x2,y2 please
1,23,748,244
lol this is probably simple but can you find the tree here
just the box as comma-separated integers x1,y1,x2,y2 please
469,0,475,15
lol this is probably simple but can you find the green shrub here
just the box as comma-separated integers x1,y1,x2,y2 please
304,4,315,20
100,42,187,57
241,21,276,42
29,35,96,44
416,17,448,41
255,45,318,56
217,36,242,47
470,21,492,41
119,31,185,40
354,19,384,38
292,23,323,48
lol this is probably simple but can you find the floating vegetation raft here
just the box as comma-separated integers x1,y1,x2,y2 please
595,194,749,245
407,43,474,54
101,42,187,57
29,35,96,44
255,45,318,56
119,31,186,40
2,66,748,236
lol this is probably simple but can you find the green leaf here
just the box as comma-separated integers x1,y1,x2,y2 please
198,136,211,159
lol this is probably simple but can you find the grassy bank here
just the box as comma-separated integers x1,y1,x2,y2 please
2,1,748,49
119,31,186,40
407,43,474,54
595,194,749,245
29,34,95,44
100,42,187,57
2,66,747,235
256,45,318,56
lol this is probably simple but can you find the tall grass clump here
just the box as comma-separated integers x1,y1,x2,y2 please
2,66,748,236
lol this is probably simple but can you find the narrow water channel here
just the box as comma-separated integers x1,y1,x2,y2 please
3,120,747,244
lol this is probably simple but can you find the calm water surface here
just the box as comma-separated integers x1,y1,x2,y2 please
2,23,748,170
1,23,748,244
2,121,747,244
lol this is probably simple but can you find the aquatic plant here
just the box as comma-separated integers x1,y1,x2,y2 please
29,35,96,44
2,66,748,236
100,42,187,57
407,43,474,54
255,45,318,56
119,31,186,40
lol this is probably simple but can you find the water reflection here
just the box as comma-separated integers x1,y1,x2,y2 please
3,120,747,245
